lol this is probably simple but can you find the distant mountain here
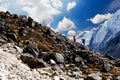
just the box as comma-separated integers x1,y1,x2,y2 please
77,9,120,58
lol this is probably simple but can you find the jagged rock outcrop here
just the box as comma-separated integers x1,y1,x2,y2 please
0,11,120,80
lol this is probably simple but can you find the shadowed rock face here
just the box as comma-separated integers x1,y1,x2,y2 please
0,11,120,80
103,31,120,58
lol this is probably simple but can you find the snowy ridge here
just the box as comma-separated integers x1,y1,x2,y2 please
77,9,120,53
90,9,120,52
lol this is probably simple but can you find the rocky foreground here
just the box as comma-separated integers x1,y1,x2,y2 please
0,11,120,80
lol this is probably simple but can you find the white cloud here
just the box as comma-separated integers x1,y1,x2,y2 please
108,0,120,11
0,0,9,12
51,0,63,9
67,30,76,41
89,13,113,24
67,2,76,11
0,0,2,2
0,0,77,29
0,6,7,12
68,30,76,36
16,0,62,26
56,17,75,31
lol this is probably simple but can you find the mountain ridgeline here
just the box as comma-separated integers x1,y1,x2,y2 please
0,11,120,80
77,9,120,58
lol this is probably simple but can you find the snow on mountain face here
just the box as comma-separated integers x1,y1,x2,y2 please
90,9,120,52
77,9,120,55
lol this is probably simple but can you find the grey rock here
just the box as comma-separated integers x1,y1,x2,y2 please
18,27,27,36
39,51,49,61
11,14,18,19
85,72,102,80
50,59,56,65
72,67,80,72
19,15,28,21
115,76,120,80
23,42,39,57
5,33,17,42
20,54,46,68
75,56,81,63
0,26,4,33
54,53,65,64
58,64,66,72
27,17,39,27
0,12,7,18
52,65,64,74
0,39,6,44
42,27,55,37
13,45,23,53
31,21,36,27
115,59,120,67
106,74,113,80
5,11,11,17
23,47,39,58
102,62,112,72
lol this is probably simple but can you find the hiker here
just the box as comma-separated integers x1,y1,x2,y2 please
73,35,76,42
82,39,85,45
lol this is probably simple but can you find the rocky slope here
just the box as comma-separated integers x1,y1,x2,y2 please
0,11,120,80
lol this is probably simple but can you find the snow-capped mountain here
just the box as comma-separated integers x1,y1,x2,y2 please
77,9,120,58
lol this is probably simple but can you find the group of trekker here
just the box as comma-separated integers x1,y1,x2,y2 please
73,35,85,45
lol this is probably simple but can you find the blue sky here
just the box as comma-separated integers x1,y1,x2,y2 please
0,0,120,38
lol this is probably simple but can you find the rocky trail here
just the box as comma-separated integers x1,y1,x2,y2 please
0,11,120,80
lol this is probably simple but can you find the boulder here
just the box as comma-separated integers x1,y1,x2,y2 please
19,15,28,21
13,45,23,53
72,67,80,72
5,33,17,42
27,17,36,27
23,41,39,57
0,26,4,33
106,74,113,80
39,52,49,60
58,64,66,72
115,76,120,80
80,50,89,59
11,14,18,19
20,54,46,68
75,56,85,65
5,11,11,17
31,21,36,27
18,27,27,36
54,53,65,64
23,47,39,58
0,39,6,44
102,62,112,72
105,54,115,60
85,72,102,80
50,59,56,65
0,12,7,18
43,27,55,37
115,59,120,67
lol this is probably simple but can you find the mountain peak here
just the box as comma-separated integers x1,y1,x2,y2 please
77,9,120,58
